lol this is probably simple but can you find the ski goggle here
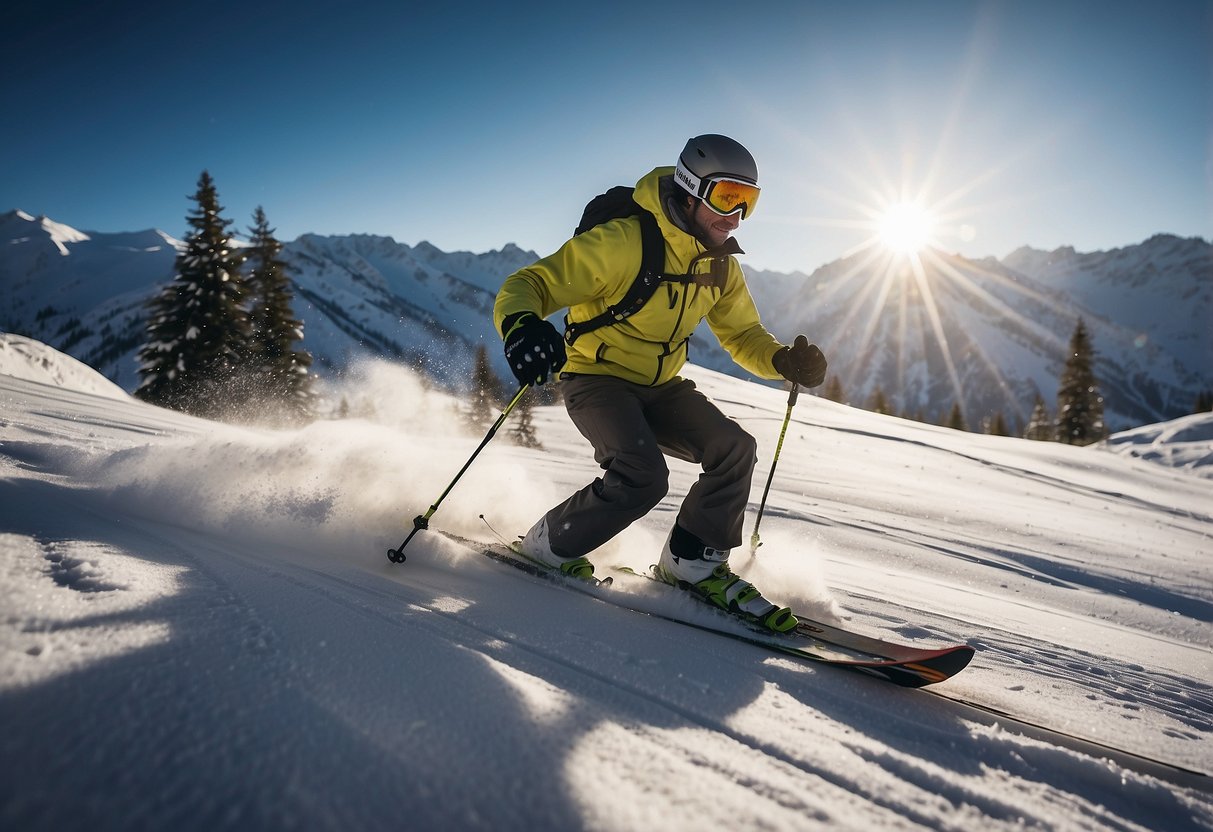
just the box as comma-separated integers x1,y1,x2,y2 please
675,161,761,219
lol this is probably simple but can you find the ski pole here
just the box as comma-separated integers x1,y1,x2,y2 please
387,384,530,563
749,382,799,555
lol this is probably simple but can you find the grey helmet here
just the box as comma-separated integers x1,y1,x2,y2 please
674,134,761,219
675,134,759,197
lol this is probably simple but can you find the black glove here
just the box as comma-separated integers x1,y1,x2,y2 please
502,312,566,386
772,335,827,388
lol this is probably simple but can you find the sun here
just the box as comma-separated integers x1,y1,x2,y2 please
877,201,937,255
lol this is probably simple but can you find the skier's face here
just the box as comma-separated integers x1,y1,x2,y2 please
688,198,741,247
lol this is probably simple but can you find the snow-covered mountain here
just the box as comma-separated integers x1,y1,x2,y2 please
758,237,1210,431
0,211,184,391
0,210,538,391
2,209,1208,429
278,232,537,385
1003,235,1211,366
2,338,1210,828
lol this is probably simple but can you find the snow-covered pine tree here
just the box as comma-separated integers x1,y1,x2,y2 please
468,344,503,429
245,206,314,422
510,390,541,449
136,171,250,416
1056,318,1105,445
985,411,1010,436
1025,394,1054,440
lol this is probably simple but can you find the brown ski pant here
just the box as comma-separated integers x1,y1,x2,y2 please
541,374,758,559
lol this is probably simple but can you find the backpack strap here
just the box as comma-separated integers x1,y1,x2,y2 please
564,211,669,346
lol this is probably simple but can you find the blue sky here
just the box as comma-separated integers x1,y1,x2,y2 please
3,0,1209,273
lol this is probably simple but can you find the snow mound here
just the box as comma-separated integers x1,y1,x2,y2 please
1106,411,1213,477
0,333,127,400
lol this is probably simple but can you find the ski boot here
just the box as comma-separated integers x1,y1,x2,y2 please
654,524,797,633
518,515,596,581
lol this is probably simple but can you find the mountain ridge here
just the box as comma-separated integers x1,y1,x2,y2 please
1,208,1207,430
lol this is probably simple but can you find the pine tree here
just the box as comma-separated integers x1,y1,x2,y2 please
511,391,542,448
245,206,314,422
468,344,503,429
136,171,250,416
1195,390,1213,414
821,375,846,404
945,402,967,431
986,411,1010,436
1025,394,1054,441
867,387,891,415
1056,318,1105,445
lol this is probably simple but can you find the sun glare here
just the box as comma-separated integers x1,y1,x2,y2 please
787,170,1053,434
878,202,937,255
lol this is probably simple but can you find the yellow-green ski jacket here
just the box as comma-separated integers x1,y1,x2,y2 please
494,166,787,387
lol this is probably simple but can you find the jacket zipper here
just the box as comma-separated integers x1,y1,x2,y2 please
652,281,693,385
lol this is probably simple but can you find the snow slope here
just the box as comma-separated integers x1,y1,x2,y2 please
1105,412,1213,478
1,347,1211,830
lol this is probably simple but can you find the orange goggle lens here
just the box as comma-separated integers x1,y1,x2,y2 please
703,178,760,219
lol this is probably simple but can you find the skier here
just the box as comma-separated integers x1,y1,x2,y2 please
494,134,827,632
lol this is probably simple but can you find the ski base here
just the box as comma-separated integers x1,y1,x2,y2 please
438,531,973,688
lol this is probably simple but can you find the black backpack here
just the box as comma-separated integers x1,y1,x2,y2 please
564,186,668,345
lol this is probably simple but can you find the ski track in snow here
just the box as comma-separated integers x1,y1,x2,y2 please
1,361,1212,831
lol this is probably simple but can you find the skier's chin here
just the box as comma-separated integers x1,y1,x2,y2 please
703,225,733,247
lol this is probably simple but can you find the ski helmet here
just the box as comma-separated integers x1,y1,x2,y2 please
675,134,760,218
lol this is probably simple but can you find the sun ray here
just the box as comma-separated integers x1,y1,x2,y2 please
920,251,1040,425
816,247,896,332
928,252,1069,351
906,250,967,420
852,256,905,379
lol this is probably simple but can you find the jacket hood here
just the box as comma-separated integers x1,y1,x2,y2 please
633,166,702,260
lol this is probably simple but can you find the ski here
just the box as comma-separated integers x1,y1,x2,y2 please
437,530,974,687
446,529,613,588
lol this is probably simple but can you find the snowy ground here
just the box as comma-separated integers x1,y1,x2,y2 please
1,343,1211,831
